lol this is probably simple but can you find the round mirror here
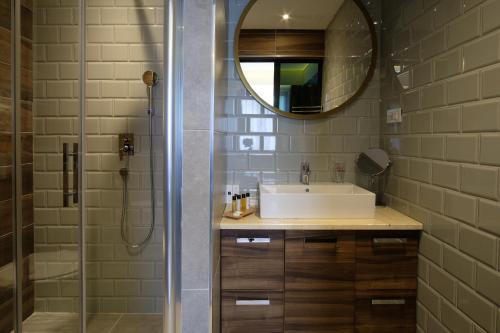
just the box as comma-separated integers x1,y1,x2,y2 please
356,148,391,176
234,0,377,119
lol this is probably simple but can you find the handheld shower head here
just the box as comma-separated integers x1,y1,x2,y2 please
142,70,159,87
143,71,158,115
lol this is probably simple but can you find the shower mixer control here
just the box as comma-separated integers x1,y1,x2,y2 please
119,133,135,160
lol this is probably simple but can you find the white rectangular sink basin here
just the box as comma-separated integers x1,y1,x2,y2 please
259,183,375,219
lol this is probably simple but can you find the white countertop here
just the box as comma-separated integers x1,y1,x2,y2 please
219,206,423,230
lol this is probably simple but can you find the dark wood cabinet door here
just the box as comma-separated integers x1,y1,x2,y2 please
221,230,284,291
284,231,356,332
221,291,284,333
355,231,419,292
355,290,416,333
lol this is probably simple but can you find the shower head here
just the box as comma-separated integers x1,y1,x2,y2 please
142,71,159,87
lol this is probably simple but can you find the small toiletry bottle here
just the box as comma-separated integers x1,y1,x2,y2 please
236,195,241,212
246,192,251,208
231,195,237,213
241,193,247,211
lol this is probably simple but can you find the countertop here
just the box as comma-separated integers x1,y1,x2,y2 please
219,206,423,230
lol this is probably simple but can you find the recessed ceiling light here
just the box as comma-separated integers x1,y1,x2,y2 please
282,13,290,20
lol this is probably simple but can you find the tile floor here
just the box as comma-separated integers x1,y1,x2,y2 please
21,312,163,333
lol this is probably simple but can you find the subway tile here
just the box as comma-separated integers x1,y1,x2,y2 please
482,0,500,33
478,199,500,236
330,118,357,134
86,26,114,43
401,89,421,111
459,225,498,267
277,118,303,134
422,136,445,159
432,161,460,190
441,299,474,333
460,165,498,200
426,314,448,333
433,0,461,28
433,107,461,133
317,136,343,153
276,153,302,171
419,185,444,213
290,136,315,153
476,263,500,306
429,263,456,302
443,245,475,286
444,191,477,225
430,213,458,246
446,135,478,163
481,65,500,99
447,73,480,105
457,283,496,333
226,153,247,170
418,279,441,317
480,134,500,166
399,179,419,204
400,136,421,157
410,159,431,183
434,49,462,80
421,30,446,59
249,153,275,170
412,62,432,87
343,136,370,153
411,112,432,133
462,102,500,132
422,83,446,109
447,9,480,47
464,33,500,71
304,119,329,134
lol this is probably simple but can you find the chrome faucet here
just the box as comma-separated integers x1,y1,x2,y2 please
300,162,311,185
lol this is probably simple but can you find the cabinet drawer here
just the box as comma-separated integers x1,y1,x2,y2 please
355,290,416,333
355,231,419,291
285,290,354,333
221,230,284,290
286,231,355,291
221,291,283,333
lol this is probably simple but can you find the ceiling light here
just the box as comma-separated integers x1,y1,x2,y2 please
282,13,290,20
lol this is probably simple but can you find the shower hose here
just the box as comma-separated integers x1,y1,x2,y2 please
119,110,156,249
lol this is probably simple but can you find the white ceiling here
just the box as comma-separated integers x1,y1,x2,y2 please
242,0,345,30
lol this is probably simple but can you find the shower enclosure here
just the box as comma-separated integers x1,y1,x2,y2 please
0,0,182,332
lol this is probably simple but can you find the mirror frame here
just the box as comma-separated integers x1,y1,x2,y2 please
233,0,378,120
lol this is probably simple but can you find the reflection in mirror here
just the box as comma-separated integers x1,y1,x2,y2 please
235,0,377,119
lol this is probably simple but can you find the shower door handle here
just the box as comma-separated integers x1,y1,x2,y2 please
63,143,78,207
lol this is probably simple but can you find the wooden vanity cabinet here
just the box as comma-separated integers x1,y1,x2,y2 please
221,230,285,333
285,231,355,332
220,230,419,333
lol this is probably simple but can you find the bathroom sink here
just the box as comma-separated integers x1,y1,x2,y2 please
259,183,376,219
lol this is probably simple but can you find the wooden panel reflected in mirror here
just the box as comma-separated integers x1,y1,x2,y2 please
234,0,378,119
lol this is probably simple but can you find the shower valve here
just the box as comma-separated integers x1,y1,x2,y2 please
119,133,135,160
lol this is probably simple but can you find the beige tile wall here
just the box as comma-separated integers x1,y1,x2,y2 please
382,0,500,331
33,0,164,313
225,0,381,203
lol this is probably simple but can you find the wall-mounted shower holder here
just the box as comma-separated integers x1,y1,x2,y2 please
119,133,135,160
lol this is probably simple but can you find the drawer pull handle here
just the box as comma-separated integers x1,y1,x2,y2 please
236,299,270,306
236,237,271,244
305,237,337,244
371,299,406,305
373,238,407,244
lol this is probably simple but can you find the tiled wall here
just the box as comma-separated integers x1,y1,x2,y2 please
381,0,500,331
323,0,373,110
0,0,35,330
225,0,381,203
181,0,217,331
33,0,164,313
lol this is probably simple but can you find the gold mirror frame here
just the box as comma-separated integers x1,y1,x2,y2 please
233,0,378,120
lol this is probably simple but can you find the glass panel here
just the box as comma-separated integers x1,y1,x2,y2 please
0,0,16,331
84,1,165,331
240,62,274,106
22,0,82,331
